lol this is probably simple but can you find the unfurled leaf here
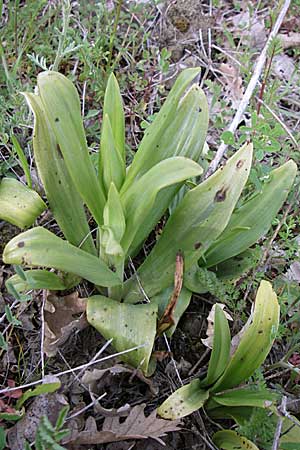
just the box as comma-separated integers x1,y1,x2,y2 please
121,156,203,253
99,114,125,194
100,183,126,279
44,292,87,356
65,404,181,445
6,270,67,293
103,73,125,163
124,143,252,302
24,92,96,255
87,296,157,375
158,379,209,420
211,280,279,392
213,430,259,450
204,160,297,268
201,305,231,387
36,71,106,226
3,227,120,287
0,178,46,229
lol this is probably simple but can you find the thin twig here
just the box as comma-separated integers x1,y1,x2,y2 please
40,290,46,378
206,0,292,178
272,396,287,450
0,342,146,395
163,333,183,387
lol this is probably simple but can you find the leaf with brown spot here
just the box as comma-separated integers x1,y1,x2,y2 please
44,291,87,356
65,404,181,446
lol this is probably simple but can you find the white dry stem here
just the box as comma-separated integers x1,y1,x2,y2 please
206,0,292,178
0,341,147,396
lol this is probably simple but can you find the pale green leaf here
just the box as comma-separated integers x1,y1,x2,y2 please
36,71,106,225
6,270,67,293
202,305,231,387
158,379,209,419
204,160,297,267
103,73,125,162
99,114,125,194
121,156,203,252
213,430,259,450
87,295,157,375
211,387,277,408
212,281,279,392
123,143,253,302
3,227,120,287
24,92,96,255
0,178,46,228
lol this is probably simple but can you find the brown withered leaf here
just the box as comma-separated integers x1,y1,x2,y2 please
219,63,244,110
44,291,88,356
65,404,181,446
157,252,183,334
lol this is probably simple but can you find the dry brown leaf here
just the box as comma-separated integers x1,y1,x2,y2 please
201,303,233,349
279,32,300,49
44,291,88,356
219,63,244,110
65,404,181,446
158,252,184,334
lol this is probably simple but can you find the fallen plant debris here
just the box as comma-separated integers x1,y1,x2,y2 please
64,404,181,447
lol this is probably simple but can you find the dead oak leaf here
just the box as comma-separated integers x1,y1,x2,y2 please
65,404,181,446
219,63,244,110
44,291,88,356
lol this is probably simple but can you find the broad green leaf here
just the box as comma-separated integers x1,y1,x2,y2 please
36,71,106,225
213,430,259,450
0,178,46,228
103,73,125,162
208,406,254,426
24,92,96,255
6,270,67,293
158,379,209,419
16,381,61,409
122,67,202,191
3,227,120,287
211,387,277,408
212,248,262,280
204,160,297,268
151,286,192,336
87,295,157,375
99,114,125,194
201,305,231,387
124,143,253,302
124,84,209,257
212,281,279,392
121,157,203,252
